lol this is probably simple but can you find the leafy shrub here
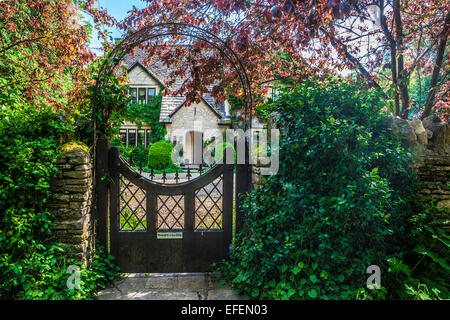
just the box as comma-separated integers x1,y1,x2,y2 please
142,162,182,174
110,142,148,166
148,140,173,169
383,201,449,300
130,145,149,166
218,79,423,300
0,104,119,299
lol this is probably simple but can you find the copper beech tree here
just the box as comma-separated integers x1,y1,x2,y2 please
86,0,448,120
0,0,96,111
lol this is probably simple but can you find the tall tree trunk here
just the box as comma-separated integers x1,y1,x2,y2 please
394,0,410,119
380,0,400,116
390,48,400,116
421,12,450,119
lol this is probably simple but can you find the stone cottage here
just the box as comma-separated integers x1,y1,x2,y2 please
120,49,233,165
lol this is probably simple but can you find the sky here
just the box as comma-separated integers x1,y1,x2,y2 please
85,0,148,54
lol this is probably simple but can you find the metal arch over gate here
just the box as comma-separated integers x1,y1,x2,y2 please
93,22,254,133
107,146,235,273
93,23,253,273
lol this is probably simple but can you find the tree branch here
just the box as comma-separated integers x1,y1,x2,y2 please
421,12,450,119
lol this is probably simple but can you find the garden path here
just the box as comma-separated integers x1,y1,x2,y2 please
96,273,242,300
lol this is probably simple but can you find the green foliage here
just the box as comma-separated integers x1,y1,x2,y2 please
142,163,182,174
0,104,119,299
12,244,120,300
0,0,93,111
218,78,428,300
78,58,131,143
111,140,182,173
125,94,166,143
120,210,146,231
130,145,149,166
147,140,174,169
383,201,449,300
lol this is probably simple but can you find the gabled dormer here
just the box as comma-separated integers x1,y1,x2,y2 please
127,62,164,104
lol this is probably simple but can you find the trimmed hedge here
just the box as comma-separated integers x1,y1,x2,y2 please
147,140,173,169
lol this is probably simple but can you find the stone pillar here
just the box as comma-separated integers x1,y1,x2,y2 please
251,164,269,190
46,142,94,266
251,112,279,190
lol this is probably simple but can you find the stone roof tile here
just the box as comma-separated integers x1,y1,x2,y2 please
123,49,225,122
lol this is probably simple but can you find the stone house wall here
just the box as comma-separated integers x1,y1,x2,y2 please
46,144,94,266
165,100,229,164
128,64,162,94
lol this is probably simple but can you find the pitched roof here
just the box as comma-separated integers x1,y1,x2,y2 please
122,49,225,122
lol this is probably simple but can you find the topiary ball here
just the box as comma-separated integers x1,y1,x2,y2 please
147,140,173,169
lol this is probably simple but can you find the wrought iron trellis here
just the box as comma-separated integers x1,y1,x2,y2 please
93,23,255,270
93,22,254,143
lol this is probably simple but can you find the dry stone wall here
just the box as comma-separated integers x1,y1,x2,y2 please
46,144,94,266
393,115,450,231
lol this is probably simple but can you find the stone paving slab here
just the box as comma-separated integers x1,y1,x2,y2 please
96,273,242,300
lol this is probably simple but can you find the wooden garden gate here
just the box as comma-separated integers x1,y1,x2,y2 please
95,136,251,273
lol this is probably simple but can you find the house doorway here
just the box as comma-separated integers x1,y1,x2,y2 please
186,131,203,165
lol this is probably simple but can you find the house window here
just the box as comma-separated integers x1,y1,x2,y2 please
119,129,127,145
128,129,136,146
137,130,145,146
129,88,137,104
147,88,156,104
138,88,146,104
129,87,157,105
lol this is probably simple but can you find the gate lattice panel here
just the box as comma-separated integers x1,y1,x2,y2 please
157,194,184,231
194,175,223,230
119,176,147,231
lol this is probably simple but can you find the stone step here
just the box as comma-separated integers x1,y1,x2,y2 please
96,273,241,300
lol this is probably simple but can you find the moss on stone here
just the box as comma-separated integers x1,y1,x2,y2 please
61,141,90,155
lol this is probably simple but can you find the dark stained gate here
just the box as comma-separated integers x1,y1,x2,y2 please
102,144,238,273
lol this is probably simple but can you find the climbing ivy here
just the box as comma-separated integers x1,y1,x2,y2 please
124,93,166,144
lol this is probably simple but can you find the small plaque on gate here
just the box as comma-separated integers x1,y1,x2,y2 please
157,232,183,239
